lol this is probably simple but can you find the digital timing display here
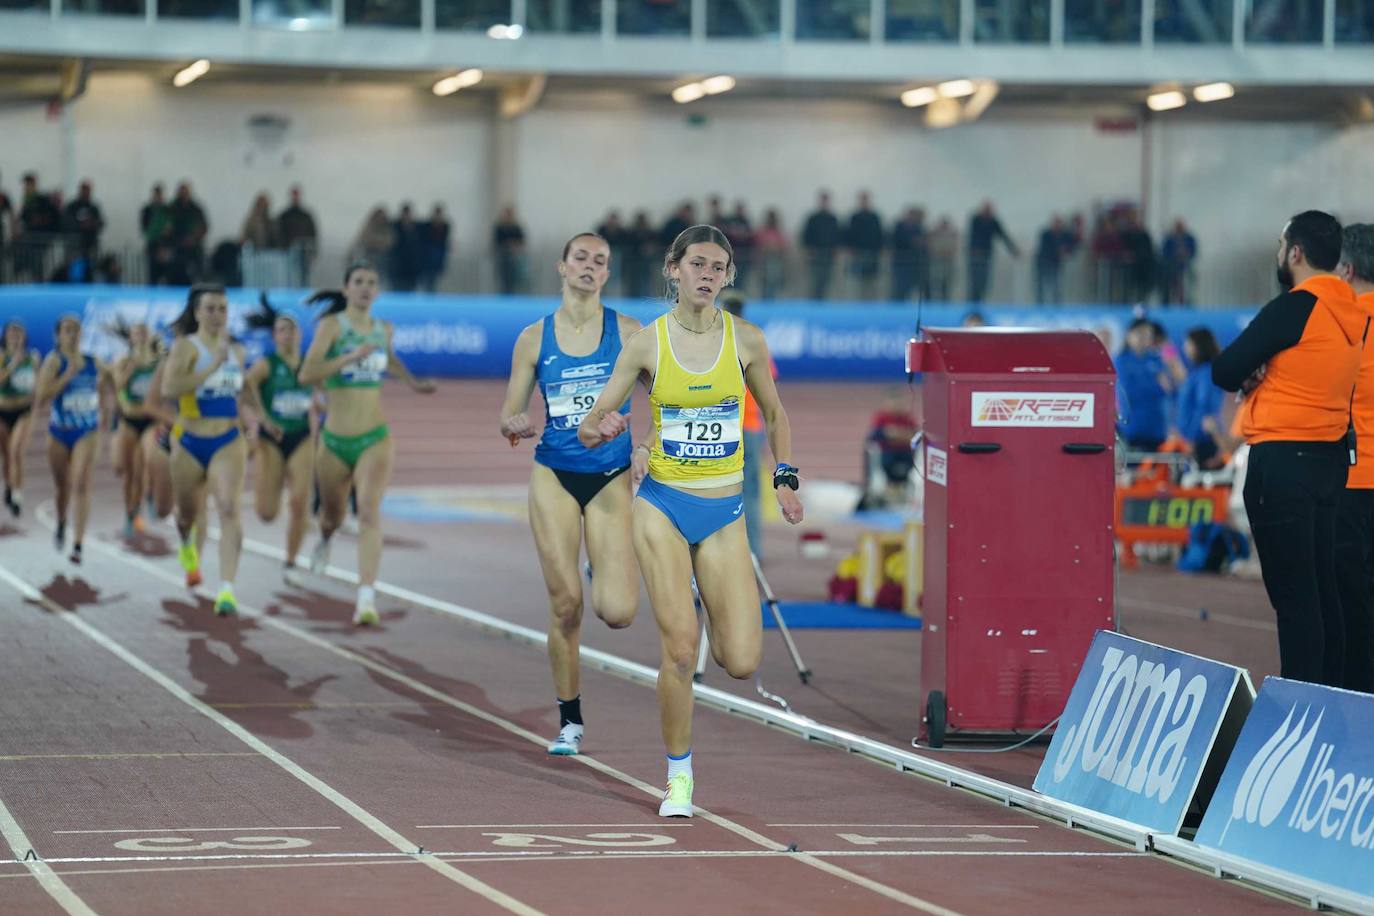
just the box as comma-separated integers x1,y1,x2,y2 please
1120,496,1216,529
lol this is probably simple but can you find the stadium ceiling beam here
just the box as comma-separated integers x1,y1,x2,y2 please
3,17,1374,85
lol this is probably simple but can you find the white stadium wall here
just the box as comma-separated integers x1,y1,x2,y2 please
2,71,1371,304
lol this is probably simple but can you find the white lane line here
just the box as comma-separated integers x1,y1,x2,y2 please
54,827,344,835
74,526,962,916
768,824,1040,829
0,848,1147,882
2,848,1147,867
416,823,696,829
1119,598,1275,632
0,562,542,916
0,794,98,916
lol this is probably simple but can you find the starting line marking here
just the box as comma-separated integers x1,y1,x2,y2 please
0,560,543,916
0,848,1147,868
0,794,96,916
52,513,965,916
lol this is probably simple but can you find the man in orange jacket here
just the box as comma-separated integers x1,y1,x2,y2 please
1335,224,1374,693
1213,211,1364,688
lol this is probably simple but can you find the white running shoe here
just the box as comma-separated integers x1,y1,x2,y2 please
658,773,694,818
547,724,584,756
282,566,306,588
310,538,331,574
353,593,379,627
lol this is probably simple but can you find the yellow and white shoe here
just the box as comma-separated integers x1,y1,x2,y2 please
353,593,379,627
658,773,694,818
213,588,238,617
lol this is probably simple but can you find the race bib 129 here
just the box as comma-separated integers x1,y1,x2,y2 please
660,404,741,460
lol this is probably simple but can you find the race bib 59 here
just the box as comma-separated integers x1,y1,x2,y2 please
547,379,606,430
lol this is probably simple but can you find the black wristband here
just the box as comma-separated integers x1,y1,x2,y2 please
773,464,800,491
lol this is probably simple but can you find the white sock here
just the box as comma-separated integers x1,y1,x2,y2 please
358,585,376,605
219,580,233,595
667,751,692,779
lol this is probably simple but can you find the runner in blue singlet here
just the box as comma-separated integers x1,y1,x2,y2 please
36,314,114,563
499,232,644,756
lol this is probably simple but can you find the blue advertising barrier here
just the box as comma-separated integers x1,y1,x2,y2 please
0,285,1257,381
1033,631,1255,834
1194,678,1374,900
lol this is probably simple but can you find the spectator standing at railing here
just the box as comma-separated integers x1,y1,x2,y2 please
1034,215,1078,305
1122,212,1157,303
140,184,175,286
1161,219,1198,305
493,205,529,295
966,201,1018,303
721,202,754,294
801,191,841,299
596,210,628,294
846,191,884,301
169,182,208,284
754,208,788,300
240,193,281,251
0,173,14,281
63,181,104,260
927,216,958,300
278,185,319,281
15,174,60,282
349,207,394,276
622,211,656,299
1115,317,1173,452
418,204,451,293
390,203,425,293
889,207,927,302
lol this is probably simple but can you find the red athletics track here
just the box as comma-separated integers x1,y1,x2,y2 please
0,380,1296,915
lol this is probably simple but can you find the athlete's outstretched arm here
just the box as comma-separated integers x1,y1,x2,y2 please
499,323,541,442
738,321,803,525
384,323,437,394
239,350,280,439
578,326,654,449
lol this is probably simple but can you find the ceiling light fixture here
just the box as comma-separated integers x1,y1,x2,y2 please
672,82,706,104
700,75,736,95
901,86,938,108
433,68,484,96
937,79,976,99
172,59,210,88
1146,90,1187,112
1193,82,1235,103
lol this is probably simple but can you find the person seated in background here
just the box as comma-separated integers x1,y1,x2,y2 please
860,389,918,510
1174,327,1226,468
961,310,989,328
1115,317,1173,453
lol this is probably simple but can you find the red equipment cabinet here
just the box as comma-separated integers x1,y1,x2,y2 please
908,329,1117,746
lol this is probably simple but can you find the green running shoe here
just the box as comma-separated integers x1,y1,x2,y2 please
658,773,694,818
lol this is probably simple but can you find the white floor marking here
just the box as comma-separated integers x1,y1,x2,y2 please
1,848,1146,868
0,561,543,916
59,518,965,916
55,827,344,835
416,823,697,829
0,793,98,916
768,824,1040,829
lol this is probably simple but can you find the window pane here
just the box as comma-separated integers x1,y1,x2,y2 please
527,0,600,32
251,0,332,26
1154,0,1231,41
797,0,869,39
161,0,237,17
616,0,690,34
707,0,780,36
1245,0,1322,40
973,0,1047,41
63,0,145,14
345,0,419,26
887,0,958,39
1065,0,1141,41
436,0,509,28
1336,0,1374,41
